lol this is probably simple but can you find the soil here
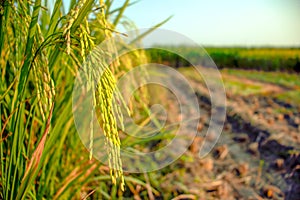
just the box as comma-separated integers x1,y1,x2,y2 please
158,74,300,199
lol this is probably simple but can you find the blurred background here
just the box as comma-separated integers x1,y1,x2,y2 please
111,1,300,199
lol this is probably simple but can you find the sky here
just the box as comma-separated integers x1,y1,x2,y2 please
112,0,300,47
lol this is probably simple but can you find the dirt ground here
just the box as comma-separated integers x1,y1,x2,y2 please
155,73,300,200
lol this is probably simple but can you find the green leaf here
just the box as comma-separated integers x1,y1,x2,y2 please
129,15,172,45
112,0,130,27
18,0,42,101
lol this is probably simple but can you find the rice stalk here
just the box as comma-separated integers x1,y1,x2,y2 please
1,0,168,198
63,0,87,55
84,47,126,191
32,24,55,121
96,69,125,191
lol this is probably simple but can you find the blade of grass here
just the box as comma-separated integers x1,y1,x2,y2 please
129,16,172,45
16,102,54,200
46,0,62,37
18,0,42,101
109,0,139,16
71,1,94,33
112,0,129,27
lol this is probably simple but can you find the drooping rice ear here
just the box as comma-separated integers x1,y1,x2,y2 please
32,24,55,121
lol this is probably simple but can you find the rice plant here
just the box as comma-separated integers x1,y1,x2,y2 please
0,0,169,199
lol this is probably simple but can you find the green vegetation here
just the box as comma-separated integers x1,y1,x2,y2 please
222,68,300,89
207,47,300,71
180,67,300,104
180,67,264,96
0,0,169,199
222,69,300,104
152,46,300,105
275,90,300,105
1,0,299,199
147,46,300,71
